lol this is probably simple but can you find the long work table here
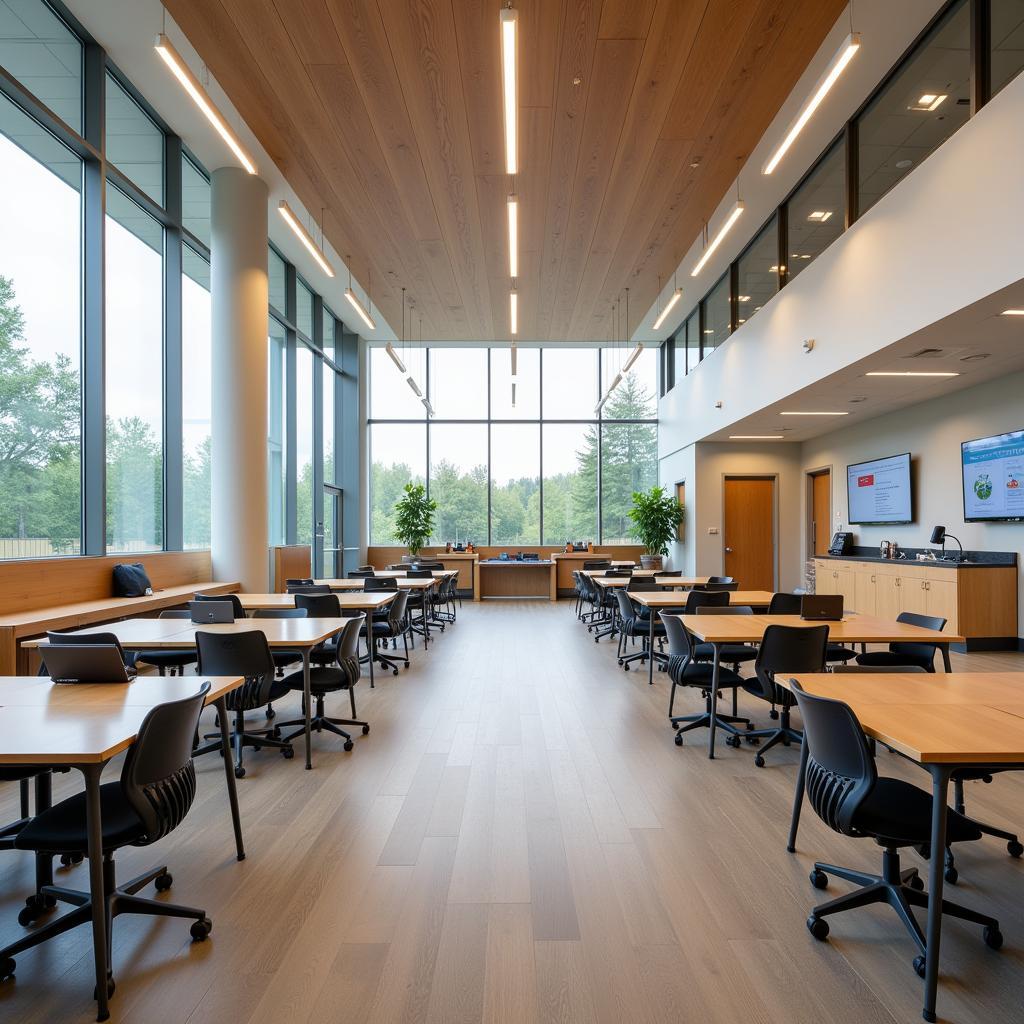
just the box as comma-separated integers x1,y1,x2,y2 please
785,671,1024,1024
475,560,557,601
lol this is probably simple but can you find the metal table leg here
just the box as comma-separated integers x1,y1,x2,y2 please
707,643,721,759
422,598,430,649
941,644,952,673
922,765,953,1023
82,763,110,1021
213,695,246,860
302,648,313,770
647,611,656,685
787,739,809,852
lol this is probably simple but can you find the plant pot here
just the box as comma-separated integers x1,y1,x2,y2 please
640,554,664,570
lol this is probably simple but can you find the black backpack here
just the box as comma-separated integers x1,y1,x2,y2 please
112,562,153,597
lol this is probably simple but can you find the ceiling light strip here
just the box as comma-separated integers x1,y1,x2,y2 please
507,195,518,278
500,9,518,175
277,201,334,277
345,288,376,331
652,288,682,331
510,290,518,335
864,371,959,377
155,34,257,175
762,33,861,176
691,201,745,278
385,342,406,374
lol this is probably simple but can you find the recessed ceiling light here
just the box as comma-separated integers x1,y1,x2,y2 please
806,210,833,222
779,411,849,416
737,294,751,302
1001,309,1024,316
865,371,960,377
909,93,947,112
703,329,714,334
729,435,785,440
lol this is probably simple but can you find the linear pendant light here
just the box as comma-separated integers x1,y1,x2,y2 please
344,263,376,331
507,195,519,277
691,201,744,277
500,8,518,175
622,342,644,374
762,33,861,175
510,290,518,335
385,342,406,374
154,34,257,174
652,287,682,331
277,201,334,277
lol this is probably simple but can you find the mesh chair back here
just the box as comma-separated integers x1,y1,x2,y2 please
683,590,729,613
386,590,410,632
768,592,802,615
294,592,342,618
891,611,946,665
751,624,828,702
121,682,210,844
790,682,877,836
613,588,637,625
196,630,277,711
659,612,697,685
194,592,245,619
334,615,364,682
365,576,399,592
253,607,308,619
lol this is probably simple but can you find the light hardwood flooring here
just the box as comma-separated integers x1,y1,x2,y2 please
1,601,1023,1023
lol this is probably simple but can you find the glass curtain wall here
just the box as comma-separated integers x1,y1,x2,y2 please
369,347,658,546
182,248,211,549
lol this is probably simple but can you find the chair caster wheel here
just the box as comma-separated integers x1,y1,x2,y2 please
726,736,741,748
60,852,83,867
265,707,276,720
234,766,246,779
674,733,683,746
807,915,829,941
769,709,779,720
913,955,926,979
944,866,959,885
1007,840,1023,858
154,872,173,892
809,869,829,890
908,873,925,891
0,956,14,981
754,755,766,768
984,926,1003,950
17,906,36,927
361,724,370,735
344,740,354,752
281,746,294,759
94,974,115,999
392,668,399,676
190,917,213,942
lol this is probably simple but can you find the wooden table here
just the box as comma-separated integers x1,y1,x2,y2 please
0,674,245,1021
25,618,350,771
593,575,713,589
676,613,964,758
314,578,438,646
785,672,1024,1024
476,560,557,601
626,591,776,685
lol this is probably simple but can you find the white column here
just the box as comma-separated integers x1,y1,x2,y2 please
211,167,269,591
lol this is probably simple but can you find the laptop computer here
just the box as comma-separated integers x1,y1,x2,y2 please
800,594,844,621
42,644,135,684
189,600,235,624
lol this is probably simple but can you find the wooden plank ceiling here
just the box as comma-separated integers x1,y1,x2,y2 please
166,0,847,341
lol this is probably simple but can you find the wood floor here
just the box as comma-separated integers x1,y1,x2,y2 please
1,601,1023,1023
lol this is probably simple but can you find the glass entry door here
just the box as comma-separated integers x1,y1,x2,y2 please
320,485,343,578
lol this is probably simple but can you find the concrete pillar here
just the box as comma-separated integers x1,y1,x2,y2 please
211,167,269,591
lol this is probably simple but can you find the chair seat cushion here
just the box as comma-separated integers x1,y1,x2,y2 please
855,650,933,670
693,642,756,664
826,645,858,662
15,782,144,854
855,778,982,846
673,662,745,690
272,649,303,667
135,650,199,667
282,665,356,693
742,678,796,707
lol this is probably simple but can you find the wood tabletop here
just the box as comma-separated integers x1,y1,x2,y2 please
594,575,712,589
678,612,964,645
23,617,347,650
786,673,1024,764
318,571,454,583
0,675,242,765
238,592,394,610
309,578,435,591
628,590,775,608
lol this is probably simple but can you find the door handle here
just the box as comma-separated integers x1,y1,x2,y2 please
724,547,733,553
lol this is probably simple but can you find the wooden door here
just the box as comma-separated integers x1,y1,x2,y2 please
723,477,775,591
809,470,831,556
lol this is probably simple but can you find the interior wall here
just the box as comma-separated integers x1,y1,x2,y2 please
800,370,1024,636
660,443,696,575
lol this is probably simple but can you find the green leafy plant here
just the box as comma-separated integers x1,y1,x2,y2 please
392,483,437,556
627,486,684,558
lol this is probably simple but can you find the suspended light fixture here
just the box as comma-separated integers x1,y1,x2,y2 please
277,201,335,277
691,201,744,277
652,279,682,332
155,34,257,174
507,194,519,278
344,263,376,331
762,33,861,175
500,7,518,174
622,342,644,374
510,290,518,335
385,342,406,374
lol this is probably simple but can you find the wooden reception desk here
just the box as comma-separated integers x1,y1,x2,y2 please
476,559,557,602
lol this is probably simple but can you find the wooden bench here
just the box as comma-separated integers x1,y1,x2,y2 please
0,551,239,674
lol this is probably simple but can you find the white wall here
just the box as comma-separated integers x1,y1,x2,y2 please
800,371,1024,636
660,444,696,575
659,72,1024,454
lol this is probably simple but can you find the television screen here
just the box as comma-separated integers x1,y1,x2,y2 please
847,453,913,525
961,429,1024,522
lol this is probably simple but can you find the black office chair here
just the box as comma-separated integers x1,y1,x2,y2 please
661,612,750,744
134,609,199,677
699,580,739,592
193,591,246,619
416,561,444,571
682,589,729,664
253,607,307,676
1,769,60,926
431,573,458,624
690,592,757,672
743,624,828,767
363,590,410,675
292,592,345,668
613,589,664,670
276,616,368,751
1,684,215,990
355,565,374,573
768,592,856,663
195,631,294,777
792,681,1002,977
708,575,735,585
658,569,681,577
625,574,658,591
288,583,332,595
855,611,946,672
285,578,314,588
349,569,375,579
582,560,611,571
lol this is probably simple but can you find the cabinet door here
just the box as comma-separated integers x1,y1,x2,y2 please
835,569,857,608
854,570,876,616
925,579,959,633
900,575,930,618
875,574,902,620
816,564,836,595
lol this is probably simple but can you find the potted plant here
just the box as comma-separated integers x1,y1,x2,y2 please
393,483,437,559
628,486,684,570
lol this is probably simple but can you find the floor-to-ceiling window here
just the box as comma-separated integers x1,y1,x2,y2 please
368,346,658,546
267,317,287,546
182,247,211,549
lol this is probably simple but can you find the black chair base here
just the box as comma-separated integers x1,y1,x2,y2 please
0,853,210,988
197,710,293,778
747,706,802,767
278,694,369,751
671,689,754,748
806,847,1002,976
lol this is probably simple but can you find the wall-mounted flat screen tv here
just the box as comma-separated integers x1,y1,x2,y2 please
961,429,1024,522
847,453,913,525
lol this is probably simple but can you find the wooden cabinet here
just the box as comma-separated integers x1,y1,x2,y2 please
814,559,1019,647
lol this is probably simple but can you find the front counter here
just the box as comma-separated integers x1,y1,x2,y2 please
476,559,557,602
